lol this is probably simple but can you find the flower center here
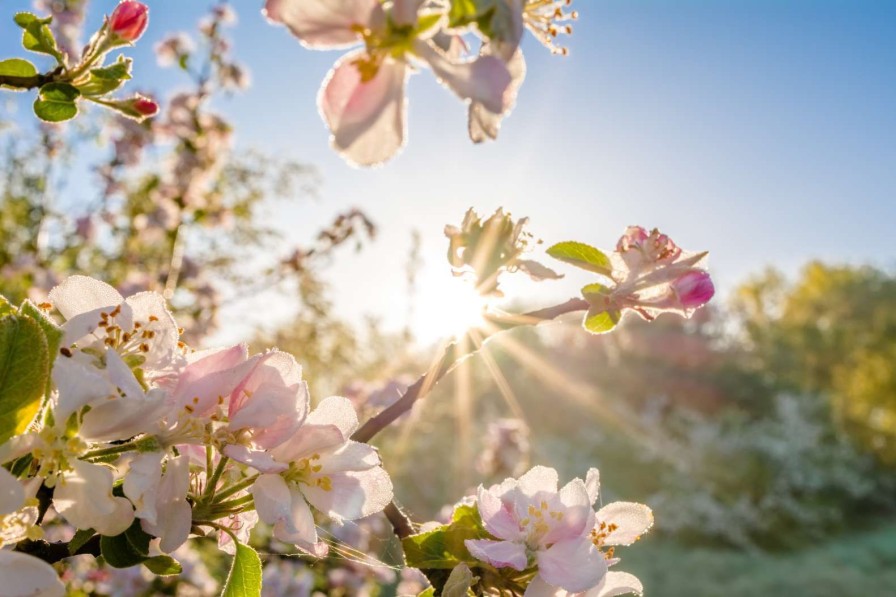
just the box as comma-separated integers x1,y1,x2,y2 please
524,0,578,55
518,499,565,549
283,454,332,492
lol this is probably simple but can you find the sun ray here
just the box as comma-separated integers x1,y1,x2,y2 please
454,335,474,492
469,328,527,421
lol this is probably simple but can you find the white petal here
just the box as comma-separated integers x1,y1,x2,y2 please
518,466,559,496
124,291,181,371
302,465,392,520
585,571,644,597
306,395,360,438
48,275,122,321
141,455,191,553
55,460,134,536
476,484,521,541
585,468,601,505
0,551,65,597
596,502,654,546
318,51,408,167
264,0,383,49
223,444,288,474
416,41,511,114
315,441,381,473
465,539,527,570
52,357,116,423
0,467,25,515
542,478,593,545
123,451,164,525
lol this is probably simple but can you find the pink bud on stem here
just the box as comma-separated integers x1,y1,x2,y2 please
672,270,715,309
109,1,149,43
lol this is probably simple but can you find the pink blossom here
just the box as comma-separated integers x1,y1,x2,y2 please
671,270,715,309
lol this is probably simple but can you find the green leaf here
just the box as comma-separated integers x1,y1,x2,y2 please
76,56,133,96
69,529,96,555
143,555,183,576
222,542,263,597
15,13,63,63
33,82,80,122
19,300,63,371
100,522,149,569
0,315,49,443
417,590,436,597
402,504,490,569
0,296,14,317
547,241,614,276
443,563,477,597
448,0,488,28
0,58,37,78
584,307,621,334
125,522,153,556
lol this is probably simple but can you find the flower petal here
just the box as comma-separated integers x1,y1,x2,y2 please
536,536,608,593
542,478,593,545
302,464,393,520
469,47,525,142
585,468,600,505
55,460,134,536
416,41,511,114
0,551,65,597
264,0,384,49
123,451,164,525
476,484,522,541
465,539,527,571
250,475,325,555
319,51,408,167
48,275,122,321
585,571,644,597
0,467,25,515
595,502,654,546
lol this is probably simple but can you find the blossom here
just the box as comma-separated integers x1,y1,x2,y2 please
109,1,149,43
248,396,393,555
54,459,135,536
0,551,65,597
465,466,607,593
265,0,511,166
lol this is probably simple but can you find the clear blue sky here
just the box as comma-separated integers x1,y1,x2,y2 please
2,1,895,341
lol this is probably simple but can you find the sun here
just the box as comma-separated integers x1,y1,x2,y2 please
413,273,490,343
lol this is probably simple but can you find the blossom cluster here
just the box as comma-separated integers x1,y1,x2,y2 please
466,466,652,596
265,0,579,166
0,276,393,595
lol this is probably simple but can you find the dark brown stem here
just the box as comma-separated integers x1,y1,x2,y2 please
383,502,415,539
352,298,588,444
14,535,101,563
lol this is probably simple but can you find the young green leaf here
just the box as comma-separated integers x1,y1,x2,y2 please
19,300,63,371
0,58,38,80
100,526,149,568
583,307,621,334
0,315,49,443
547,241,614,276
76,56,133,96
14,12,63,63
33,82,80,122
143,555,183,576
402,504,490,569
443,563,477,597
222,542,263,597
68,528,96,555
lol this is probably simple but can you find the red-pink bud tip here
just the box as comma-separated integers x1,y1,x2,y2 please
672,270,715,309
133,97,159,116
110,1,149,42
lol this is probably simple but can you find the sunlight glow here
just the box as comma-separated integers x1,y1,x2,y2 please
414,274,490,342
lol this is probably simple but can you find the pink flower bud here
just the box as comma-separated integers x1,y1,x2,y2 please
110,1,149,42
133,96,159,117
672,270,715,309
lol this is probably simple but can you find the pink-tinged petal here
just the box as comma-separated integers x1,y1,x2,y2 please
464,539,527,571
416,41,511,114
595,502,654,546
80,388,167,442
469,47,526,143
537,536,608,593
302,465,392,520
251,476,325,555
306,395,360,439
52,357,116,423
250,474,292,526
585,468,600,506
48,275,123,321
523,575,567,597
0,551,65,597
315,440,381,473
319,51,408,167
477,484,522,541
170,346,255,415
542,478,593,545
0,467,25,515
123,452,163,525
272,422,344,463
228,381,306,448
223,444,288,474
55,460,134,537
584,571,644,597
229,350,304,418
391,0,422,26
264,0,384,49
218,508,259,555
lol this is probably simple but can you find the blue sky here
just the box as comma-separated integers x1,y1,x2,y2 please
2,1,895,341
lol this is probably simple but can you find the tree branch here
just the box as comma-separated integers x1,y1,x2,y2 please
14,535,101,564
352,298,588,445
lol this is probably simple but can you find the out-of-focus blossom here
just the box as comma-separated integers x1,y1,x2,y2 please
264,0,511,166
477,418,530,478
155,33,195,67
0,550,66,597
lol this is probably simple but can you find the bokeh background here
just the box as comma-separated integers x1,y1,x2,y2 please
2,1,895,595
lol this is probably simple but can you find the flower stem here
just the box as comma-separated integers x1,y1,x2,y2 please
202,455,229,503
212,473,259,504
